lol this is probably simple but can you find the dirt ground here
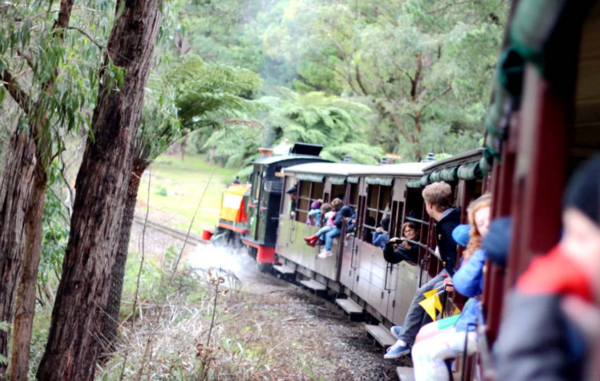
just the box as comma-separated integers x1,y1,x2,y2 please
129,220,405,381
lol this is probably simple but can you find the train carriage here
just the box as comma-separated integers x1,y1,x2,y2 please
274,152,486,337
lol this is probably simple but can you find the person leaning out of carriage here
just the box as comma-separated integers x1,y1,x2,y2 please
384,182,461,359
383,221,420,264
286,185,297,218
496,155,600,381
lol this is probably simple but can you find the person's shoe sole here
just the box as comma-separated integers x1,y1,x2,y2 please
383,348,410,359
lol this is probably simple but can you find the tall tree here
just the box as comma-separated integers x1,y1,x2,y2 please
0,0,105,377
36,0,162,379
261,0,508,160
103,56,261,350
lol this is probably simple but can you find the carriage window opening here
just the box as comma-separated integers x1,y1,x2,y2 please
405,188,425,225
391,200,406,239
331,184,346,203
296,180,311,223
364,184,392,245
311,181,325,203
349,183,359,209
297,180,325,225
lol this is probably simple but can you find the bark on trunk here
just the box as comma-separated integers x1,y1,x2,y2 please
102,162,146,354
0,133,38,377
9,161,48,381
0,0,74,374
36,1,162,379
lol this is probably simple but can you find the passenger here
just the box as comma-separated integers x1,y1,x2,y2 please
232,176,241,185
385,182,461,359
372,217,390,248
331,198,343,211
411,195,491,381
286,186,298,218
304,203,335,247
496,156,600,381
384,222,420,264
307,199,323,226
319,205,355,259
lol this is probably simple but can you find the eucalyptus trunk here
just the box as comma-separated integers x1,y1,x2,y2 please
0,0,74,375
0,132,39,377
36,1,162,379
102,161,147,353
9,160,47,381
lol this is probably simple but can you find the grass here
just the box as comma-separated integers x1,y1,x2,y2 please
136,154,240,235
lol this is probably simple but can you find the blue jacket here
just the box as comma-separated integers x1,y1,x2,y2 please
372,231,389,248
453,249,486,332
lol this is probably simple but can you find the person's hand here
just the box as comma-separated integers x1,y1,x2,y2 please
400,241,410,249
443,277,454,292
291,211,296,218
376,227,382,233
346,233,353,238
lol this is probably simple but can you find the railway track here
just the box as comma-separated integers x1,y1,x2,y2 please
132,216,208,247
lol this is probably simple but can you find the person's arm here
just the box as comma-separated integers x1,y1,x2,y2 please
453,249,486,298
372,231,380,244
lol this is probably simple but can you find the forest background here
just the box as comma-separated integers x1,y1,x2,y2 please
0,0,508,379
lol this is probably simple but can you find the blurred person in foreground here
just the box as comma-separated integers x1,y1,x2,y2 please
496,155,600,381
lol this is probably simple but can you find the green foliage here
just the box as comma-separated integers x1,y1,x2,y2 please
0,0,113,166
135,54,263,167
39,162,70,284
154,184,168,197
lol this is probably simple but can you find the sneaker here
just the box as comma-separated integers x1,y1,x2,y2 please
384,341,410,359
390,326,402,339
318,250,333,259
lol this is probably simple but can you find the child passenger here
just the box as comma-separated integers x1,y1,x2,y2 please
304,202,335,247
496,155,600,381
307,200,323,226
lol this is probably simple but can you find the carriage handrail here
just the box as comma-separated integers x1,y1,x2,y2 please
406,216,429,226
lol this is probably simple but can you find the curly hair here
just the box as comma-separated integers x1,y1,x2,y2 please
320,203,333,214
331,198,344,211
462,194,492,262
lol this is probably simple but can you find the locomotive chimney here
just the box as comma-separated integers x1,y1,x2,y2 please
258,147,274,159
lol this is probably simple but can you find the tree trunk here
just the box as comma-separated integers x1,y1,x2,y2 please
9,161,48,381
0,133,38,377
102,162,146,354
36,2,162,380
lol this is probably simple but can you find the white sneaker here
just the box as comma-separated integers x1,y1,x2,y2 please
318,250,333,259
